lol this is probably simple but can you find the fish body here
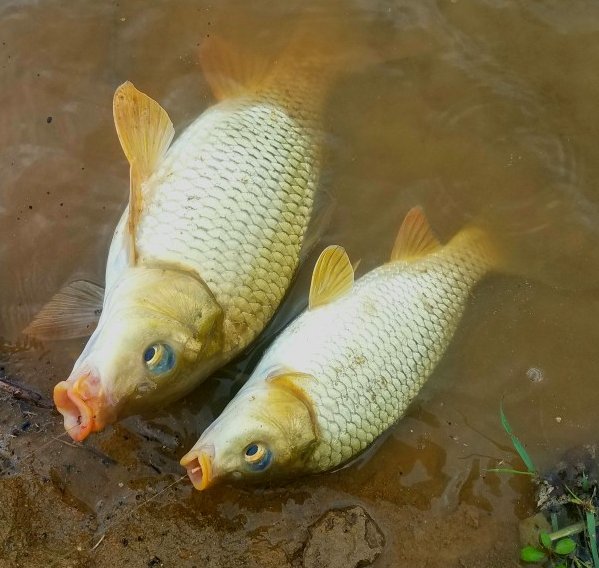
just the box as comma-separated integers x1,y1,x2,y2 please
181,209,499,488
108,93,319,352
29,33,344,441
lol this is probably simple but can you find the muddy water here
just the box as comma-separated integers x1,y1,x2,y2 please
2,0,599,566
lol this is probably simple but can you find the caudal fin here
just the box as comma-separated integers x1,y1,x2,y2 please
198,7,372,114
450,225,504,271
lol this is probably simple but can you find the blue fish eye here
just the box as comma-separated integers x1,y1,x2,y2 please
143,343,176,375
244,442,272,471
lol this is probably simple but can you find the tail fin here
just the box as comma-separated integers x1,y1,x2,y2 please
199,38,271,102
261,9,370,110
199,6,372,115
448,225,505,272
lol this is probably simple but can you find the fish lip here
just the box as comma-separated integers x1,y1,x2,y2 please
53,371,108,442
181,446,215,491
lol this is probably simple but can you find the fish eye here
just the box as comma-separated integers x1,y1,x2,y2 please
243,442,272,471
143,343,176,375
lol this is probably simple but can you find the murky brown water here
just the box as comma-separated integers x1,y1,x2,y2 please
3,0,599,566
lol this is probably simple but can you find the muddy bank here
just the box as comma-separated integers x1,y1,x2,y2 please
0,373,520,568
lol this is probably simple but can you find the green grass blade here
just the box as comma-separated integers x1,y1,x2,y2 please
549,521,586,541
586,511,599,568
500,401,536,474
486,468,536,476
551,512,559,532
564,485,585,507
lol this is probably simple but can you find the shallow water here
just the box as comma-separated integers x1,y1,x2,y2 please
2,0,599,566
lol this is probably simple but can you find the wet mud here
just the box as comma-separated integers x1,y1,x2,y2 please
0,394,519,568
0,344,521,568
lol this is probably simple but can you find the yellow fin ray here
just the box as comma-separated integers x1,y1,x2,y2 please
198,8,371,110
199,37,270,100
266,371,319,438
309,245,354,310
23,280,104,340
113,82,174,264
390,207,442,262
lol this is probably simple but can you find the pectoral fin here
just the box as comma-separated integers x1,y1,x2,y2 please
24,280,104,340
267,371,319,437
309,245,354,310
113,82,174,263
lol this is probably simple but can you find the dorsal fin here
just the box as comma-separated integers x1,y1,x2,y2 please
390,207,441,262
199,38,269,101
113,82,174,264
309,246,354,310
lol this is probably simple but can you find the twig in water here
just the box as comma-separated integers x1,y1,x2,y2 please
91,534,105,551
0,377,53,409
57,439,81,450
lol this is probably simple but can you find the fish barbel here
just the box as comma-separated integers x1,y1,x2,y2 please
181,208,500,489
26,28,349,441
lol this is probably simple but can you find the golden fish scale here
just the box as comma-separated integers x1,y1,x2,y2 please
258,238,491,472
136,96,320,352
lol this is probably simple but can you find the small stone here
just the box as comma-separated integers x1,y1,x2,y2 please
555,416,562,423
527,367,544,383
302,506,384,568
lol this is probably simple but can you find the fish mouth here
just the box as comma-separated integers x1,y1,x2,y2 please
180,446,215,490
53,371,110,442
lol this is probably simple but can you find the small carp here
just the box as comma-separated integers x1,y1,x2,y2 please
181,208,499,489
26,31,347,441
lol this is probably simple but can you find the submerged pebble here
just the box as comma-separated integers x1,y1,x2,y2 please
526,367,544,382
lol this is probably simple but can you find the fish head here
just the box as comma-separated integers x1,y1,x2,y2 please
180,375,318,490
54,267,224,441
